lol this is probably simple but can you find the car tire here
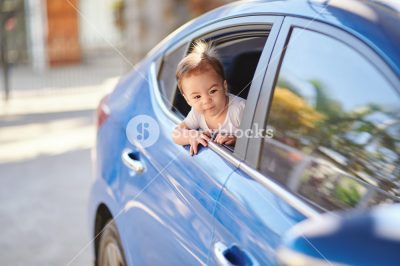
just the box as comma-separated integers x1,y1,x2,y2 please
97,220,127,266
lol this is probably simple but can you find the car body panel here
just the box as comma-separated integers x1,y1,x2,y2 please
90,1,400,265
210,168,308,266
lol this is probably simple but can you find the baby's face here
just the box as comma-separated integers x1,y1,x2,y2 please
181,67,228,117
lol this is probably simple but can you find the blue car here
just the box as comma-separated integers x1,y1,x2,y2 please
90,0,400,265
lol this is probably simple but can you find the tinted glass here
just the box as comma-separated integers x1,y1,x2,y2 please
158,43,188,110
216,35,267,99
260,28,400,211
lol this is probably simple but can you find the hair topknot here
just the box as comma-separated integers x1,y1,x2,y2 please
176,39,225,92
191,40,218,59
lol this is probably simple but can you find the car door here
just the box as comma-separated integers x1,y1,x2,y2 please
117,15,284,266
209,17,400,266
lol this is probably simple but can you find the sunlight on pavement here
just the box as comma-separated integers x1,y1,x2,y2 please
0,117,91,144
0,77,118,116
0,76,119,164
0,125,95,164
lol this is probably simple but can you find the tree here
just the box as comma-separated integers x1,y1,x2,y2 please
268,86,325,140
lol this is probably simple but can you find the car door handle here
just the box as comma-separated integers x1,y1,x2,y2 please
122,150,144,173
213,242,259,266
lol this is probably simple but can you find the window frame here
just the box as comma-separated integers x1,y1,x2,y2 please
157,42,191,112
172,28,271,121
151,15,284,162
241,16,400,213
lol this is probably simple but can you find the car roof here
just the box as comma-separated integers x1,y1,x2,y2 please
182,0,399,76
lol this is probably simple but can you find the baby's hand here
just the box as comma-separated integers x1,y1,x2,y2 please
189,131,211,156
214,134,236,146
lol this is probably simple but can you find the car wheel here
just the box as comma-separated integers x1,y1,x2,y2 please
97,220,127,266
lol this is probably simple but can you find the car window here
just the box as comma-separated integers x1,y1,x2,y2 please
260,28,400,211
158,43,188,110
172,29,270,119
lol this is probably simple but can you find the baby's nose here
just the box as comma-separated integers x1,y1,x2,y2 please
203,96,212,103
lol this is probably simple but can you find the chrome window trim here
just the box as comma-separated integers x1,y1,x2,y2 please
150,62,319,218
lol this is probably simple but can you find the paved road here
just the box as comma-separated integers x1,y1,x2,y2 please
0,71,120,265
0,148,93,265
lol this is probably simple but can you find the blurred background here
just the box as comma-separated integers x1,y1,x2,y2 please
0,0,234,265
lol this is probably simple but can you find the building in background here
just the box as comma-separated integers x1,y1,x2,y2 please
45,0,81,66
25,0,121,71
3,0,233,72
78,0,124,55
16,0,122,71
123,0,234,66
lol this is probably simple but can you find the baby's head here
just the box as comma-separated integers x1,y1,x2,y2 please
176,40,228,116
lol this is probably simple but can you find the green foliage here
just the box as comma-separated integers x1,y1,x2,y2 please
335,181,361,207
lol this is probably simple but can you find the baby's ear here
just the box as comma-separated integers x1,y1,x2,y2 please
223,80,228,94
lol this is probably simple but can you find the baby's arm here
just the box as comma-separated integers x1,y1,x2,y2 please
214,97,245,146
172,122,211,156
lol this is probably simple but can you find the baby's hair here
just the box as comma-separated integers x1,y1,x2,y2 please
176,40,225,93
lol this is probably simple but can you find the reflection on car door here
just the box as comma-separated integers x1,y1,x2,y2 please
209,167,314,266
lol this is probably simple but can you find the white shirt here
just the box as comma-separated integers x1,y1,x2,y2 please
183,93,246,135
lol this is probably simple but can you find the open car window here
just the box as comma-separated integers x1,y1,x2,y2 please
156,21,277,155
173,29,270,119
170,27,271,153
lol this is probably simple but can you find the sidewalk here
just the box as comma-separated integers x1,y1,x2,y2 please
0,54,127,265
0,54,125,162
0,78,117,164
2,53,127,97
1,54,126,116
0,76,119,117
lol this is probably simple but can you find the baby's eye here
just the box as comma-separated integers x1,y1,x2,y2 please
210,89,217,94
193,95,201,100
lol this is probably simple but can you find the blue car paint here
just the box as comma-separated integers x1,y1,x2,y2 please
280,204,400,266
209,169,307,266
90,0,400,265
89,61,153,264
